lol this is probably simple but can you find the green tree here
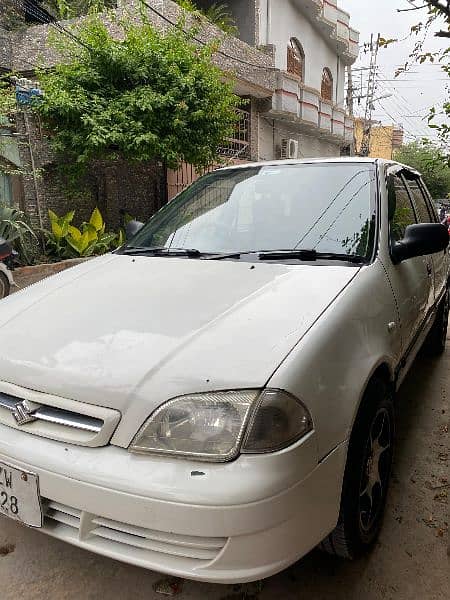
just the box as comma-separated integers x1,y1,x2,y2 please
394,141,450,198
396,1,449,150
35,12,240,182
42,1,115,19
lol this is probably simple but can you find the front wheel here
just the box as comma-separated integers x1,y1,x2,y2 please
0,272,10,299
321,378,394,559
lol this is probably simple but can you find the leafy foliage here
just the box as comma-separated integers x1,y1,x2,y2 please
0,204,38,264
394,141,450,198
175,1,238,35
35,12,240,183
395,1,449,151
0,76,18,170
45,207,123,258
0,77,16,122
42,1,116,19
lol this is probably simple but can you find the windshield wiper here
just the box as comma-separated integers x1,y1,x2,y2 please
258,249,367,264
119,247,203,258
205,251,257,261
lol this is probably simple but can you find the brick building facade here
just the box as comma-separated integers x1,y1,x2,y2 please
1,0,276,229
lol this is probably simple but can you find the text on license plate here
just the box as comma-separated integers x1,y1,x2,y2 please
0,462,42,527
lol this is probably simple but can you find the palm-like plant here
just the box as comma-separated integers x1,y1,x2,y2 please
203,3,238,35
0,204,37,264
176,1,238,35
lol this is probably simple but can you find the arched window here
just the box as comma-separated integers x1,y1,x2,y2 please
321,68,333,102
287,38,305,81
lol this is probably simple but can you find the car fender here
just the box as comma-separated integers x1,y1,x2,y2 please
266,260,400,460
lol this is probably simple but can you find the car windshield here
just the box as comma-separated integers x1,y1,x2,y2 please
126,163,377,259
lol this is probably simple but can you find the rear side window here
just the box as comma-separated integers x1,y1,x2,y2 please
406,179,433,223
390,175,417,242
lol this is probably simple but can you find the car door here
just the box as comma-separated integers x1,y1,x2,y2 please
384,168,434,356
407,176,448,302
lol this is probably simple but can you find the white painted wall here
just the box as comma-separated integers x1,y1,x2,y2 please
259,0,346,106
195,0,257,45
258,117,342,160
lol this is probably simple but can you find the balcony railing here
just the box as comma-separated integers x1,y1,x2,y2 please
218,108,250,160
272,72,354,142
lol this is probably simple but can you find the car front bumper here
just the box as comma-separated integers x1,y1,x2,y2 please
0,424,347,584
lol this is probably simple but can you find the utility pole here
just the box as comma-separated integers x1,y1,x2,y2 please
358,33,381,157
346,67,354,116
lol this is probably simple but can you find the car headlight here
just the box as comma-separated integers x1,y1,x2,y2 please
129,389,313,462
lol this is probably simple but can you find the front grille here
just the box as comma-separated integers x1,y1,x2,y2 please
0,382,121,447
44,500,227,563
0,392,103,433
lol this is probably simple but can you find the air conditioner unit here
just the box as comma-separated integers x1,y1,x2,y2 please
280,138,299,159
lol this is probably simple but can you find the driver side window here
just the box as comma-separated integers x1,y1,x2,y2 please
390,175,417,243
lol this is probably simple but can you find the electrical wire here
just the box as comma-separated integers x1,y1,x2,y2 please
354,64,444,140
22,0,279,73
22,0,93,51
375,71,442,137
376,100,435,142
138,0,279,71
374,85,434,138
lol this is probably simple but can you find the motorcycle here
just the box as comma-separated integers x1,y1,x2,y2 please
0,237,16,299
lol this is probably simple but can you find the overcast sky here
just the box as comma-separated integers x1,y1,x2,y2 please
339,0,448,144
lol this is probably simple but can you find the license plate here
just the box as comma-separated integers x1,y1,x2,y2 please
0,461,42,527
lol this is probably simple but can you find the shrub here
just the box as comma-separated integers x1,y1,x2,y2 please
35,10,240,184
0,204,39,264
44,207,123,259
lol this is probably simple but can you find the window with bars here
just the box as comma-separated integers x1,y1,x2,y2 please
218,108,250,160
287,39,305,81
321,68,333,102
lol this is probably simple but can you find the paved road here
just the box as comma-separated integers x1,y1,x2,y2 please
0,344,448,600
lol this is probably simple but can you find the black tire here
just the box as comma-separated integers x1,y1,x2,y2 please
0,272,10,299
423,288,449,356
320,378,395,559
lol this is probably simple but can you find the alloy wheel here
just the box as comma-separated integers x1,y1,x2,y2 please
358,407,393,534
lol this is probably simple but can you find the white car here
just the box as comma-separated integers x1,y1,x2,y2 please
0,159,448,584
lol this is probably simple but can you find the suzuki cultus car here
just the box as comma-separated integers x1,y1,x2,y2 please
0,159,448,583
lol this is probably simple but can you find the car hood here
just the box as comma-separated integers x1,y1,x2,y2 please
0,254,359,445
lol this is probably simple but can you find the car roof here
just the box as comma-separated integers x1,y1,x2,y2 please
215,157,420,176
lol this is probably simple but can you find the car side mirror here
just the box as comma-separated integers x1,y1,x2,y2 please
0,237,12,260
125,220,144,241
392,223,449,264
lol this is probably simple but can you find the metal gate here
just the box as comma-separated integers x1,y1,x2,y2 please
166,108,251,201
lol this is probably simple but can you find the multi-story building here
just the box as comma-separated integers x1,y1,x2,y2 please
0,0,359,227
354,118,405,160
195,0,359,158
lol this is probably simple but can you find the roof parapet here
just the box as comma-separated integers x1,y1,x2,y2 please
292,0,360,64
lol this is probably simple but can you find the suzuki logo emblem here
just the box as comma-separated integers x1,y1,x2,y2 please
12,400,38,426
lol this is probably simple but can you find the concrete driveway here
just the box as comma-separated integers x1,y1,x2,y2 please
0,345,448,600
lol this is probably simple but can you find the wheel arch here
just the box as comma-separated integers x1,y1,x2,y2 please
349,360,395,434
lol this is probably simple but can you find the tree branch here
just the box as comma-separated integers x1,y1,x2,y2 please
425,0,450,19
398,4,430,11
